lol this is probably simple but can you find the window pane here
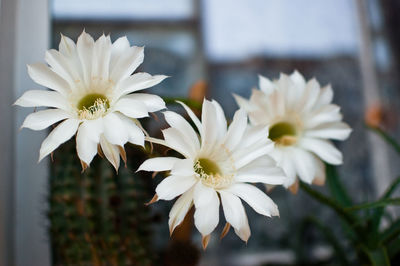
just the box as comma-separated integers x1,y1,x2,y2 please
203,0,358,62
52,0,195,20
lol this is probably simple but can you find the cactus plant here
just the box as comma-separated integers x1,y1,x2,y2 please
49,139,154,266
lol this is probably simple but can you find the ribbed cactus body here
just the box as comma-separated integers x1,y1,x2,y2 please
49,140,154,266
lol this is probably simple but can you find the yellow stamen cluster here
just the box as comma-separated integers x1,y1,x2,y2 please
194,158,233,189
78,98,109,120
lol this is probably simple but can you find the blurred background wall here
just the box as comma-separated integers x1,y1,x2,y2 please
1,0,400,265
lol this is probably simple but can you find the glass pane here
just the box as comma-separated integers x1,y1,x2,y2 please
52,0,195,20
203,0,358,62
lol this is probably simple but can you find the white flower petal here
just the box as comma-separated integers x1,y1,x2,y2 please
14,90,71,111
162,127,195,158
223,108,247,151
111,46,144,83
91,35,111,81
171,158,196,176
292,148,317,184
156,175,197,201
21,109,70,130
211,100,227,140
45,49,81,87
177,100,202,133
127,93,166,112
164,111,200,152
233,93,256,114
235,157,286,185
259,74,275,94
117,114,145,146
117,72,167,97
76,124,99,166
27,63,70,95
315,84,333,108
110,36,130,70
219,190,250,242
233,142,273,169
39,118,79,161
138,157,181,172
306,104,342,128
99,135,120,171
169,186,194,234
227,183,279,217
76,30,94,86
200,99,219,153
113,98,149,118
306,122,352,140
290,70,306,88
103,113,129,146
193,183,220,236
299,138,343,165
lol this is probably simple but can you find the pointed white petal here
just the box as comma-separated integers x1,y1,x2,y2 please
306,104,342,128
14,90,71,111
299,138,343,165
45,49,81,86
211,100,227,140
233,142,273,169
169,187,194,234
290,70,306,88
110,36,130,70
306,122,352,140
91,34,111,80
126,93,166,112
219,190,250,242
315,84,333,108
76,122,99,166
156,175,197,200
111,46,144,83
235,156,286,185
259,74,275,94
224,108,248,150
200,100,219,153
292,148,317,184
100,135,120,171
164,111,200,152
117,114,145,146
138,157,181,172
193,183,220,236
103,113,129,146
113,97,149,118
59,34,77,57
117,73,167,97
171,158,195,176
27,63,70,95
39,118,79,161
21,109,70,130
76,30,94,86
227,183,279,217
162,127,195,158
233,93,256,114
177,100,202,133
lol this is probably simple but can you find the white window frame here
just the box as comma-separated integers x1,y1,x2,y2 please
0,0,51,265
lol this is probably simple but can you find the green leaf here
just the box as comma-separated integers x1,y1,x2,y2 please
345,198,400,212
367,124,400,155
162,97,202,111
371,176,400,233
326,164,352,207
300,182,357,226
380,219,400,244
364,246,391,266
387,237,400,259
296,216,350,265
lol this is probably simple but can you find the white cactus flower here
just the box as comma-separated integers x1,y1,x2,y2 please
15,31,167,171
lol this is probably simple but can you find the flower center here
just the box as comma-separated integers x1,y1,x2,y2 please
194,158,233,189
77,93,109,120
269,122,297,146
